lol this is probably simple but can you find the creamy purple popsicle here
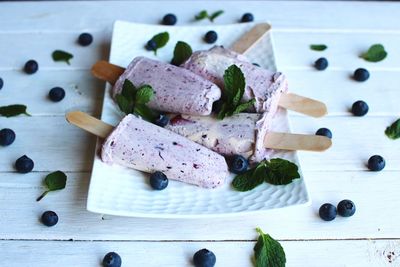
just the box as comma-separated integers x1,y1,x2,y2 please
101,114,229,188
181,46,288,114
165,112,273,163
112,57,221,116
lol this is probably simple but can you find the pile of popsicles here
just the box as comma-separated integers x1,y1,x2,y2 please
68,24,331,189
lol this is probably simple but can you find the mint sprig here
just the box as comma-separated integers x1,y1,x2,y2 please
217,65,255,120
232,158,300,192
171,41,193,66
310,44,327,51
254,228,286,267
385,118,400,140
361,44,387,62
195,10,224,22
52,50,73,65
115,79,158,122
147,32,169,55
36,171,67,201
0,104,30,117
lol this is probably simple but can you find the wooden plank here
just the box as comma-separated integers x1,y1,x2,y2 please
1,1,400,31
0,170,399,241
1,239,399,267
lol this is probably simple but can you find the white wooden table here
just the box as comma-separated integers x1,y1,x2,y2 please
1,1,400,266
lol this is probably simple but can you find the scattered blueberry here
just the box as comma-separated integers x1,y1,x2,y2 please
314,57,328,70
15,155,34,173
353,68,370,82
351,100,369,116
0,77,3,90
41,211,58,227
204,31,218,44
150,171,169,190
102,252,122,267
252,63,260,67
229,155,249,174
337,199,356,217
145,40,157,51
368,155,385,171
154,114,169,127
212,99,223,114
0,128,16,146
193,248,216,267
24,60,38,74
162,13,177,25
78,33,93,46
48,87,66,102
241,13,254,23
315,128,332,139
319,203,337,221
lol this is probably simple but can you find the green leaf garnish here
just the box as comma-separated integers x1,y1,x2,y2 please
232,158,300,192
148,32,169,55
361,44,387,62
194,10,224,22
217,65,255,120
0,104,30,117
115,79,159,122
52,50,73,65
254,227,286,267
385,118,400,140
310,44,327,51
171,41,193,66
36,171,67,201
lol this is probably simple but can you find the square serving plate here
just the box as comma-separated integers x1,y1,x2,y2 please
87,21,310,218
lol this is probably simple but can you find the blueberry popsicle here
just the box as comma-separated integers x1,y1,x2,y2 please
111,57,221,116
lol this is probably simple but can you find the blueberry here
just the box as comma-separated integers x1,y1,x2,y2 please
314,57,328,70
241,13,254,23
24,60,38,74
78,33,93,46
49,87,66,102
145,40,157,51
15,155,34,173
212,99,223,113
229,155,249,174
319,203,337,221
102,252,122,267
162,13,177,25
150,171,169,190
337,199,356,217
0,128,16,146
0,77,3,90
154,114,169,127
315,128,332,139
368,155,385,171
252,63,260,67
204,31,218,44
41,211,58,227
351,100,369,116
353,68,370,82
193,248,216,267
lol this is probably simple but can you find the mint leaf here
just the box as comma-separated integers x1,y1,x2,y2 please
121,79,137,99
134,104,158,122
36,171,67,201
361,44,387,62
149,32,169,55
265,158,300,185
232,168,264,192
310,44,327,51
195,10,209,20
52,50,73,65
254,227,286,267
135,85,154,105
209,10,224,22
385,118,400,140
116,94,132,114
233,99,256,115
0,104,30,117
171,41,193,66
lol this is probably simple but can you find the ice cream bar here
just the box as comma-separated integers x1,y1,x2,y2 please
165,112,273,163
181,46,288,114
101,114,229,188
112,56,222,116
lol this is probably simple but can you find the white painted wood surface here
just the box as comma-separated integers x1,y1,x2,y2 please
1,1,400,266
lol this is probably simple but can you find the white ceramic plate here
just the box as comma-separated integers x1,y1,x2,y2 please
87,21,310,218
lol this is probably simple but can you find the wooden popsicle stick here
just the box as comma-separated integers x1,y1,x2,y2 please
92,60,124,85
230,23,271,55
264,132,332,151
66,111,113,138
278,93,327,118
